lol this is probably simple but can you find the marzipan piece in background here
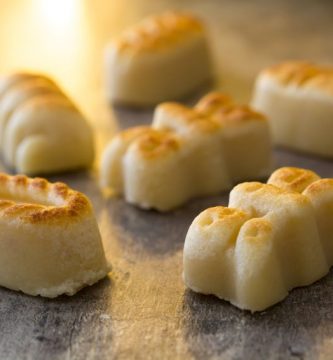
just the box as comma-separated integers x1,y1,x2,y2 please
101,92,272,211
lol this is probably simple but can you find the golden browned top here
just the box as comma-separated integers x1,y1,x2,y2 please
0,173,92,224
233,181,314,211
211,105,266,125
195,92,266,125
242,218,272,244
135,130,181,160
117,126,153,145
115,11,204,53
268,167,320,193
114,91,267,163
304,178,333,196
196,206,250,248
7,77,61,98
156,92,266,135
203,206,249,222
195,92,233,114
235,167,333,214
235,181,289,197
262,61,333,95
0,72,57,97
0,71,74,115
192,166,333,253
157,102,220,133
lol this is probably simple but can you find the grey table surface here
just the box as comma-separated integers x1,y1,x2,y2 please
1,0,333,359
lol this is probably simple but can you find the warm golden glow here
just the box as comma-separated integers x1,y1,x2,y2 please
0,0,118,160
36,0,80,29
0,0,87,91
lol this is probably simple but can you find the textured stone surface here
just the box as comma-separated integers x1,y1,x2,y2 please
0,0,333,359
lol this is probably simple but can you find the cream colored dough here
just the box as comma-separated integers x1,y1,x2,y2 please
105,11,213,106
183,167,333,312
100,92,272,211
252,61,333,157
0,72,94,174
0,173,110,298
0,77,59,148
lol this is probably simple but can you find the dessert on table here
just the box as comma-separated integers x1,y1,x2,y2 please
0,72,94,175
100,92,272,211
0,173,110,298
183,167,333,312
105,11,213,106
252,61,333,157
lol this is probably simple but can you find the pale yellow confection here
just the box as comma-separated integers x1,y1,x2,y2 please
100,92,272,211
105,11,213,106
0,72,94,174
183,167,333,312
0,173,110,298
252,61,333,157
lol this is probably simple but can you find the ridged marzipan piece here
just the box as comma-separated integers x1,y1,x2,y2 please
183,167,332,312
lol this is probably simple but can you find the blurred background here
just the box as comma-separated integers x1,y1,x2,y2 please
0,0,332,154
